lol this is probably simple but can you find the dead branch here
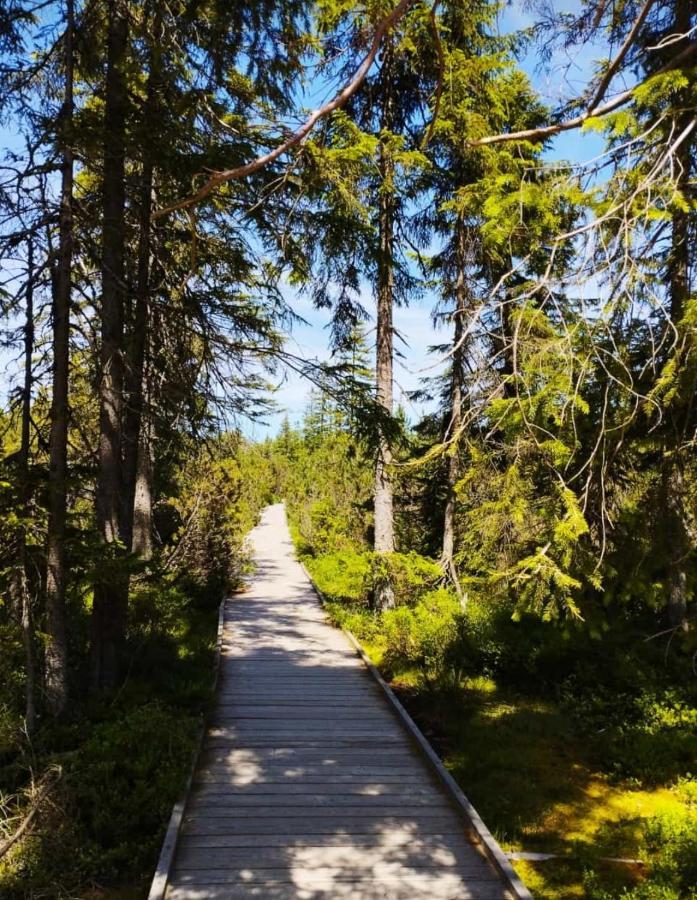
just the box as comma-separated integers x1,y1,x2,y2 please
471,38,697,147
154,0,418,218
587,0,656,112
0,766,62,861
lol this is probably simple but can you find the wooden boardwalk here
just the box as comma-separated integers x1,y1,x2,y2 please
157,504,528,899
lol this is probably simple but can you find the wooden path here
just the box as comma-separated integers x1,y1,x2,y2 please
156,504,529,899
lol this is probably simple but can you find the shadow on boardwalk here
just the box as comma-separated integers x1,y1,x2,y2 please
161,504,519,900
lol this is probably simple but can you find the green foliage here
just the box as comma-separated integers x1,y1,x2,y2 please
585,806,697,899
307,550,372,602
165,440,265,599
382,588,459,671
0,589,217,897
70,704,198,878
306,548,443,609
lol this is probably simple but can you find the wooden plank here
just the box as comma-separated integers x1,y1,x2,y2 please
184,806,465,819
166,884,513,900
213,704,389,716
192,780,439,795
153,504,525,900
174,847,491,870
167,875,511,899
174,857,492,876
171,865,497,882
181,816,465,835
199,749,419,764
180,832,475,849
206,725,403,737
204,742,406,750
195,771,428,784
188,794,447,808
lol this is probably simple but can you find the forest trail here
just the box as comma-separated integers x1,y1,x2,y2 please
159,503,526,899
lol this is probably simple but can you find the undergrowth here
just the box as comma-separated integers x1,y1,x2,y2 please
0,597,218,898
301,546,697,900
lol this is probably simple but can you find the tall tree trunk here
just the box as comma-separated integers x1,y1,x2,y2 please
373,42,396,611
122,181,152,554
374,154,395,556
91,0,129,690
122,18,159,559
663,0,692,632
498,253,515,401
442,218,467,602
45,0,75,714
13,239,37,732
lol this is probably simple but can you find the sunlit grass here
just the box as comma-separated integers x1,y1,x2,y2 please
370,656,695,899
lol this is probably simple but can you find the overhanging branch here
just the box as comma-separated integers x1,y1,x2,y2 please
471,34,697,147
154,0,418,218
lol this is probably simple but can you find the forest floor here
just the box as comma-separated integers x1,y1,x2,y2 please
357,637,695,899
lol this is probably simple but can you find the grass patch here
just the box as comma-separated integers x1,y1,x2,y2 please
388,671,696,899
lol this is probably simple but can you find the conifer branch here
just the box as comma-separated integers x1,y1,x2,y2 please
472,30,697,147
154,0,418,218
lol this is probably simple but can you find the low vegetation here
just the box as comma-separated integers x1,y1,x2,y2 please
265,416,697,900
0,440,269,897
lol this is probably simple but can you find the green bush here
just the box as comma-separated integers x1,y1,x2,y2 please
308,550,372,603
70,704,198,878
306,549,442,608
383,589,460,671
0,703,199,897
166,454,256,599
307,499,356,554
585,808,697,899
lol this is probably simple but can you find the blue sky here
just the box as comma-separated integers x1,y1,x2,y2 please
249,0,608,438
0,0,608,438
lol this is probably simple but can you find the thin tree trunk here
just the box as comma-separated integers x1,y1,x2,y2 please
373,42,396,611
498,253,515,401
122,169,153,555
442,218,467,602
14,239,37,732
45,0,75,714
374,168,395,557
663,0,692,632
91,0,129,690
122,12,159,558
131,412,154,559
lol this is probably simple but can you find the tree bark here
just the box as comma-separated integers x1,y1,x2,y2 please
131,413,154,559
122,14,159,559
45,0,75,714
442,218,467,602
374,153,395,556
91,0,129,690
13,239,37,732
372,42,396,611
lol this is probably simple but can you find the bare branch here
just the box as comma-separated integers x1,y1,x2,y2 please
587,0,656,111
154,0,418,219
471,39,697,147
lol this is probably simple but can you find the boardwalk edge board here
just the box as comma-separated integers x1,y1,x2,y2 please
300,561,534,900
148,596,227,900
